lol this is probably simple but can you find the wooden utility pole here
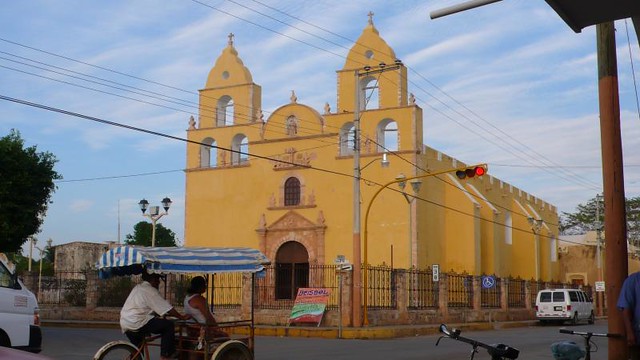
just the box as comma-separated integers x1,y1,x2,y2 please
597,21,628,360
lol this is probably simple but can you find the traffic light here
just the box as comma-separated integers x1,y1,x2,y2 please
455,165,487,180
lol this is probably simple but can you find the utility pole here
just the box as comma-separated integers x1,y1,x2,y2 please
597,22,628,359
595,194,603,316
352,68,362,328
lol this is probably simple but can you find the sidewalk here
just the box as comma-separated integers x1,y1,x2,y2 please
41,319,540,339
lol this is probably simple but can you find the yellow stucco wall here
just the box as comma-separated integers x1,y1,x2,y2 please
183,18,560,281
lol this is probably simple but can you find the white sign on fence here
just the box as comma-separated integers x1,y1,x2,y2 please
432,264,440,282
595,281,605,292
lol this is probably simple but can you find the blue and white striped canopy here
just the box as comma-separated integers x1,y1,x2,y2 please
96,246,270,279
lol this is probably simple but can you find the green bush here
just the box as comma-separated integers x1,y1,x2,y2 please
98,277,135,307
63,279,87,306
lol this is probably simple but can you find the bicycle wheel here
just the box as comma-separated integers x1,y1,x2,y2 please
210,340,252,360
94,341,142,360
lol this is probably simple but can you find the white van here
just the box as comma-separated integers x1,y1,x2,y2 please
0,253,42,353
535,288,595,325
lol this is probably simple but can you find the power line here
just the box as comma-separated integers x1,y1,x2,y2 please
0,93,352,179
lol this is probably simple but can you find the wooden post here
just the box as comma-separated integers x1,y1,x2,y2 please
597,21,628,360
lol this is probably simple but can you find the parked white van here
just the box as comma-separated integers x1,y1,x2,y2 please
535,288,595,325
0,253,42,353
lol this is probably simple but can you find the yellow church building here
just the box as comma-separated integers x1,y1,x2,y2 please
184,15,560,293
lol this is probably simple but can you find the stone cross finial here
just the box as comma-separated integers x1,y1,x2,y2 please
290,90,297,103
228,33,234,46
368,11,374,25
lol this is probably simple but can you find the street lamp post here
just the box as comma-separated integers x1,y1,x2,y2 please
34,238,52,302
528,217,544,281
28,237,36,272
139,197,172,247
352,61,402,327
362,164,486,325
397,174,423,269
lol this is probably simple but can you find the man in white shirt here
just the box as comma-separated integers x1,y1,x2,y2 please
120,271,191,360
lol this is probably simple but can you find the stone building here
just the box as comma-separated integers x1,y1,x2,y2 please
53,241,112,279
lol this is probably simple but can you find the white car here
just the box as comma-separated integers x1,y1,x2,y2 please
535,289,595,325
0,254,42,352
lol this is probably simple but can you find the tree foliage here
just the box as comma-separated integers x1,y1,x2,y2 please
125,221,177,247
0,130,61,253
560,196,640,245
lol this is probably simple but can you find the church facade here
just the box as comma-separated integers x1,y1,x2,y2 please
184,16,560,291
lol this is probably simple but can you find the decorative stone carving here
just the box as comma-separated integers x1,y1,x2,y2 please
258,211,327,266
290,90,297,103
317,210,325,225
188,116,196,130
272,147,316,169
409,92,416,105
324,102,331,114
286,116,298,136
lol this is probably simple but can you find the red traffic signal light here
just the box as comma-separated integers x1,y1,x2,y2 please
456,165,487,180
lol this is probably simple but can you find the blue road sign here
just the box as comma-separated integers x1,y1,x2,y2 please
481,275,496,289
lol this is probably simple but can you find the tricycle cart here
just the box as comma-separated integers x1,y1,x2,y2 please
92,245,269,360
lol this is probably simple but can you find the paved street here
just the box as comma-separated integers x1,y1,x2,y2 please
40,320,612,359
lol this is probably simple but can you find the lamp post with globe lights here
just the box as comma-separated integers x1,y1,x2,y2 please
138,197,172,247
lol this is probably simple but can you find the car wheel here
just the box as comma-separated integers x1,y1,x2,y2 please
571,312,579,325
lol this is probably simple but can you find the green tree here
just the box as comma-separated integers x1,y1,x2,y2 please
125,221,177,247
560,196,640,246
0,130,61,253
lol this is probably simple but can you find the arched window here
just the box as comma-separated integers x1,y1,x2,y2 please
200,137,217,167
551,235,558,261
286,116,298,136
284,177,301,206
216,95,234,126
275,241,309,300
340,122,355,156
376,119,398,152
359,76,379,111
505,212,513,245
231,134,248,165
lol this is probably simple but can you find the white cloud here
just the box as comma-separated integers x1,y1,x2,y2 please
69,199,93,213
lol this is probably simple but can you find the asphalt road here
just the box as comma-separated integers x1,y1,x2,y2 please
41,320,612,359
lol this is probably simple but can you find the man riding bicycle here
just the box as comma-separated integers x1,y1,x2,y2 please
120,271,191,360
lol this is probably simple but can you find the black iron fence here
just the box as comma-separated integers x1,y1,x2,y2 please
22,266,595,314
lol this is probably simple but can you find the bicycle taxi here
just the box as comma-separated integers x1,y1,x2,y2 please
93,245,270,360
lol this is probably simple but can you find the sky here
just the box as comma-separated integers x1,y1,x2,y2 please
1,0,639,255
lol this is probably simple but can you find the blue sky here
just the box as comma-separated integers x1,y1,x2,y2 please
1,1,639,253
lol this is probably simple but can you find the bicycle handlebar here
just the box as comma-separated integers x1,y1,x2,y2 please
437,324,519,359
559,329,622,338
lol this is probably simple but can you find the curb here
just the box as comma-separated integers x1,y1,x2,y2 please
41,320,538,339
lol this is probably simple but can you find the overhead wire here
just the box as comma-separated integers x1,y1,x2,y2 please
190,0,604,192
2,4,601,194
0,37,346,136
0,53,346,149
1,1,600,245
0,94,352,179
624,19,640,121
